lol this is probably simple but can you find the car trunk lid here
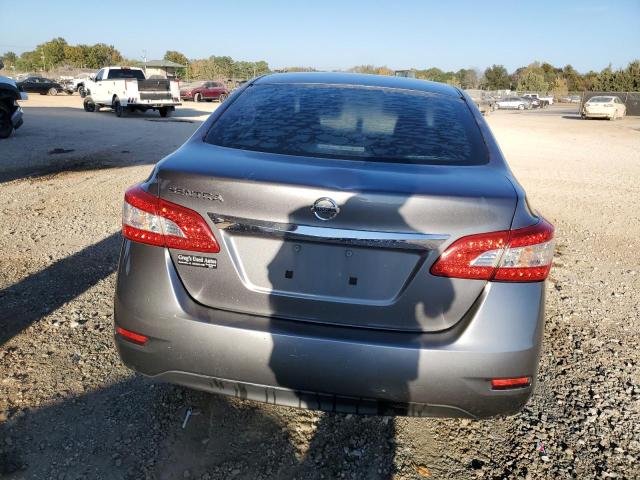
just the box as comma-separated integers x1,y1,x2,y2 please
157,143,517,332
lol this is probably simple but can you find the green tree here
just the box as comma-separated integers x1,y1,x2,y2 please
163,50,188,78
483,64,510,90
625,60,640,90
1,51,17,68
164,50,188,66
562,64,584,91
540,62,560,86
455,68,479,89
63,44,92,68
446,77,461,88
16,50,41,72
550,76,568,98
593,65,616,91
348,65,393,76
86,44,123,68
583,70,599,91
415,67,456,84
37,37,68,70
517,70,548,93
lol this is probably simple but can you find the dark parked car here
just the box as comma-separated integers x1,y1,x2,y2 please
180,81,229,102
16,76,64,95
115,73,555,419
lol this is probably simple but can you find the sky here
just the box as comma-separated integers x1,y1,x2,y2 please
1,0,639,73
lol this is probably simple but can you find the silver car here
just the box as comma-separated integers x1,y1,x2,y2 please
114,73,554,418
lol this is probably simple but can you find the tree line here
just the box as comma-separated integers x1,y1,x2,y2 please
1,38,124,71
2,38,639,93
349,61,640,94
0,39,270,81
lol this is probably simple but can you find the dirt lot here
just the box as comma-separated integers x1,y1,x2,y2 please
1,95,639,479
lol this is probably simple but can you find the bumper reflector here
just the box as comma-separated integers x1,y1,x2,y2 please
116,326,148,345
491,377,531,390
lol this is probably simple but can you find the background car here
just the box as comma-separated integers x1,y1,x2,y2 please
16,76,64,95
180,81,229,102
496,96,529,110
581,95,626,120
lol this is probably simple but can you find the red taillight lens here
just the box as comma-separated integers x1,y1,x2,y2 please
122,185,220,253
430,219,554,282
491,377,531,390
116,326,148,345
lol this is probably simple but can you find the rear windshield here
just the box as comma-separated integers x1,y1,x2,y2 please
205,84,488,165
107,69,145,80
588,96,614,103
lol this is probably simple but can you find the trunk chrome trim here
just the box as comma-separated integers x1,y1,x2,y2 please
210,214,449,251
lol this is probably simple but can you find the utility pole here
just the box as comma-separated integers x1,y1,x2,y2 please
41,52,46,72
143,49,147,74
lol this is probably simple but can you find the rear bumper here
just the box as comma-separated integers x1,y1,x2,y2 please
114,241,545,418
584,111,613,118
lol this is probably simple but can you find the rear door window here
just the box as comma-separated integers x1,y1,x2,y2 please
206,84,488,165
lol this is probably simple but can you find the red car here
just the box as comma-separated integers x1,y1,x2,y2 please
180,81,229,102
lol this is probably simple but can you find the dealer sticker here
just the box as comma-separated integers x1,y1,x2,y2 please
177,254,217,269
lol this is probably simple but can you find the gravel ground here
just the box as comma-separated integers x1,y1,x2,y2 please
1,97,639,479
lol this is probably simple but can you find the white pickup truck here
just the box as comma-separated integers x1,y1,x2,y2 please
523,93,554,106
83,66,181,117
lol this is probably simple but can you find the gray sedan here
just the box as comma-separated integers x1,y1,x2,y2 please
114,73,554,419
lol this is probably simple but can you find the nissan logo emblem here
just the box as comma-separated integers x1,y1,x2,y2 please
311,197,340,221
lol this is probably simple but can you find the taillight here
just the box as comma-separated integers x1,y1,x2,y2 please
491,377,531,390
122,185,220,253
431,219,554,282
116,326,148,345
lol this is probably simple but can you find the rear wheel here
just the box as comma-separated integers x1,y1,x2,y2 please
518,104,524,110
218,93,228,102
48,87,58,96
0,104,13,139
194,93,202,102
114,98,127,117
159,107,172,118
79,86,86,98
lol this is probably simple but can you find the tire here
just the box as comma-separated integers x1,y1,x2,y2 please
518,104,524,110
0,104,13,139
218,93,228,103
79,86,86,98
48,87,58,96
194,93,202,102
113,98,126,117
83,97,98,112
159,107,172,118
609,112,616,121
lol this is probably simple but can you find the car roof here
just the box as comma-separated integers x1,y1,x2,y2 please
253,72,462,98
